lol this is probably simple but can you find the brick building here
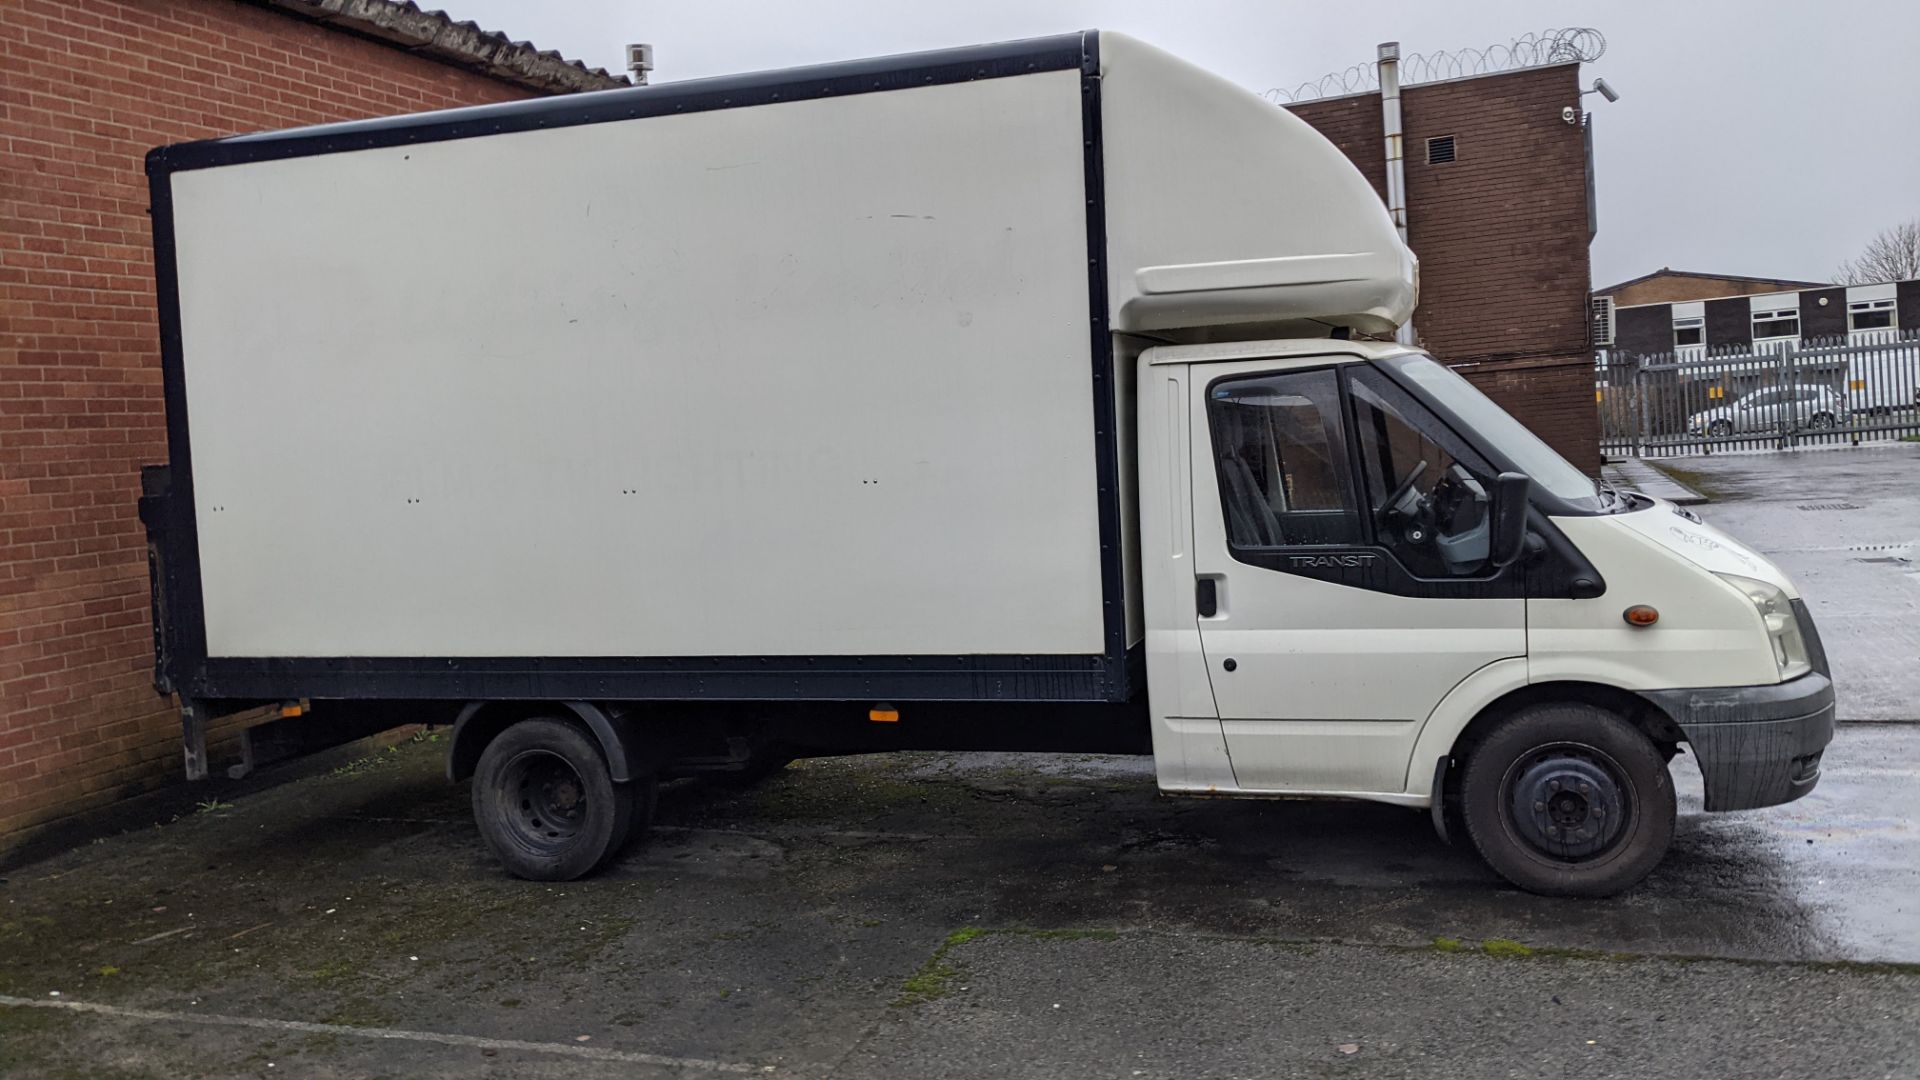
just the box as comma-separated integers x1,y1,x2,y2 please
1595,268,1829,309
1283,51,1604,473
0,0,622,854
1599,275,1920,364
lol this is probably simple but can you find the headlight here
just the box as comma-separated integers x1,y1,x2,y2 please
1716,573,1810,680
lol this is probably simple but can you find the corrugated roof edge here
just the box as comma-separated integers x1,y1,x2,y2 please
1593,267,1832,298
251,0,630,95
146,31,1094,174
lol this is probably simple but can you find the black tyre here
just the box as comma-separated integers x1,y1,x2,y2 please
1807,412,1835,430
472,717,652,881
1707,419,1733,437
1460,703,1674,898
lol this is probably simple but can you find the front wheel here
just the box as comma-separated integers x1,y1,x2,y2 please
1807,412,1836,430
1706,419,1733,438
472,717,654,881
1459,703,1674,897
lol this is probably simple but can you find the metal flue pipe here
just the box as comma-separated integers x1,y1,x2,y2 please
1378,41,1416,346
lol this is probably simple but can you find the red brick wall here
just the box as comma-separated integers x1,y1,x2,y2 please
1288,63,1602,473
0,0,537,852
1454,357,1599,471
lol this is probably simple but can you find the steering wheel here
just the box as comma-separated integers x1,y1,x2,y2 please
1382,460,1429,519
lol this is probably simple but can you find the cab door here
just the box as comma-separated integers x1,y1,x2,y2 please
1188,358,1525,794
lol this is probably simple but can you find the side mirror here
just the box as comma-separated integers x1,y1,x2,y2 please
1489,472,1532,568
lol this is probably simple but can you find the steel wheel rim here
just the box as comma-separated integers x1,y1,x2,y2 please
1499,741,1633,863
500,749,591,856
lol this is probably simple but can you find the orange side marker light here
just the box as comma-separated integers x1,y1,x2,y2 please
1623,605,1659,627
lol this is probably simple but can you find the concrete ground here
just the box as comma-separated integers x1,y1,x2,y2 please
1649,442,1920,721
2,725,1917,1079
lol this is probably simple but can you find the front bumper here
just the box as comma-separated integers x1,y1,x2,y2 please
1643,672,1833,811
1641,600,1835,811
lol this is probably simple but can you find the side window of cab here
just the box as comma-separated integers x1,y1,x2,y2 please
1347,367,1498,578
1206,369,1361,551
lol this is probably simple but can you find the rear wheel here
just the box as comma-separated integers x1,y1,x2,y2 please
472,717,653,881
1807,411,1836,430
1707,419,1733,437
1459,703,1674,897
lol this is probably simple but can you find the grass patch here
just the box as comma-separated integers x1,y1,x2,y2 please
327,744,408,778
895,927,984,1007
1431,937,1464,953
894,927,1129,1007
304,959,361,985
193,799,234,815
1481,938,1535,959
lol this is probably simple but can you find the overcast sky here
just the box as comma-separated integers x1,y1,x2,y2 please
443,0,1919,287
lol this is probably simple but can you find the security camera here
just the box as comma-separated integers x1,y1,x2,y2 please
1592,77,1619,103
1561,105,1578,125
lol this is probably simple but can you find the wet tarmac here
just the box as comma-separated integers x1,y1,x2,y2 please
2,725,1915,1077
1649,442,1920,720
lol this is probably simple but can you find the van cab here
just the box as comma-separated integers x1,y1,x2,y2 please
1139,339,1833,895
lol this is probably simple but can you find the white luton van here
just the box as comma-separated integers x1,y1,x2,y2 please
141,32,1832,896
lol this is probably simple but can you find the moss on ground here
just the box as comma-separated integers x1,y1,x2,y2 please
1645,461,1737,502
895,927,1137,1007
895,926,983,1006
1480,938,1535,959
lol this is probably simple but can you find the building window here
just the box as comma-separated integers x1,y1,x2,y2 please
1590,296,1615,345
1850,298,1896,331
1752,311,1800,340
1426,135,1456,164
1673,316,1705,348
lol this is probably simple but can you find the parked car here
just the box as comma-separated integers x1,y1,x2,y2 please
1688,385,1844,437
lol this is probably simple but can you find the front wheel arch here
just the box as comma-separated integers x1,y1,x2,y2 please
1410,669,1680,801
1447,682,1683,768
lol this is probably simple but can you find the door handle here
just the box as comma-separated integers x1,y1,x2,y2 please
1196,578,1218,618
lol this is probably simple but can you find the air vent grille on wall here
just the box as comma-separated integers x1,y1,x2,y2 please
1591,296,1615,345
1426,135,1456,164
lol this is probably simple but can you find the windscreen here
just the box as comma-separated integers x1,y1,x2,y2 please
1385,355,1603,509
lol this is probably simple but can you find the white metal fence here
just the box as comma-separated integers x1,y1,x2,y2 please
1597,330,1920,457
